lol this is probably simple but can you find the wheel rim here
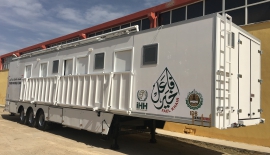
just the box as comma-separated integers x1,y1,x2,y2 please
29,112,33,124
39,113,45,127
20,110,24,121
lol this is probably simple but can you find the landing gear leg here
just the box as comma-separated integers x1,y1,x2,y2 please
110,116,120,150
149,119,157,143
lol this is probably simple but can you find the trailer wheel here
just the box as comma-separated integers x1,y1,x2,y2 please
19,108,26,124
37,111,49,130
27,109,36,127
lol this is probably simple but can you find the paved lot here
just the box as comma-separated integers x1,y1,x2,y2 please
0,107,268,155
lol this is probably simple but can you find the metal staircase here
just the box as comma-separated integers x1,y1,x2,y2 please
216,14,232,129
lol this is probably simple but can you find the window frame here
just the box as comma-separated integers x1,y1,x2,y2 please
24,64,33,78
142,43,159,66
62,57,75,76
76,55,90,75
39,61,49,77
52,60,60,74
94,52,105,70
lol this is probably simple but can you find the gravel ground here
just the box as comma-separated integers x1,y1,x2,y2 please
0,107,268,155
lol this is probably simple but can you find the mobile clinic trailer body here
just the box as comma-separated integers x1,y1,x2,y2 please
4,14,263,147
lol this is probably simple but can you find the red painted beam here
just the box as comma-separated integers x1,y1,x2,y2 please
0,0,199,58
79,33,86,39
148,12,157,28
0,58,2,70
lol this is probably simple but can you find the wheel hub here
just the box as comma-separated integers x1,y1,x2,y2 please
39,114,45,126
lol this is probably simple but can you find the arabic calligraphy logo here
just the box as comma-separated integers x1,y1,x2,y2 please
186,89,203,110
151,68,180,111
137,90,148,101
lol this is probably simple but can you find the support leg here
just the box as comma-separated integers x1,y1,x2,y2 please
110,116,120,150
149,119,157,143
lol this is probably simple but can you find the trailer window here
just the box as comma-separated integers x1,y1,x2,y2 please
52,60,59,74
76,56,88,75
112,26,120,31
231,32,235,48
63,59,73,75
121,23,130,29
25,65,32,78
248,2,270,24
141,18,150,30
226,8,245,25
95,53,104,69
143,44,158,65
40,63,48,77
187,1,203,20
131,20,141,31
205,0,222,15
172,7,186,23
158,11,171,26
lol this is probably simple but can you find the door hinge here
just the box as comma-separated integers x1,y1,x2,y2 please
258,50,263,55
237,109,242,113
258,109,263,113
238,40,242,44
258,79,263,84
238,74,242,78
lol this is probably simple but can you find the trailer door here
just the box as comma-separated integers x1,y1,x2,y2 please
238,34,251,120
250,41,261,119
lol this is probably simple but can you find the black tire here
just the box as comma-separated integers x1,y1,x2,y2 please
37,111,49,130
26,109,36,127
19,108,26,124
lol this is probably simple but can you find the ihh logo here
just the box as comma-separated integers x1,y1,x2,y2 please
136,90,148,111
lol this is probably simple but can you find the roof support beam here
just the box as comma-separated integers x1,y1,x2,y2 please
148,12,157,28
41,45,46,49
0,58,2,70
79,33,86,39
14,53,20,57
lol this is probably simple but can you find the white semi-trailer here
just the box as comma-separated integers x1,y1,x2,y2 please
4,14,264,149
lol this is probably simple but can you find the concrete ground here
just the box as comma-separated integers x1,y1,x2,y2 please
0,106,269,155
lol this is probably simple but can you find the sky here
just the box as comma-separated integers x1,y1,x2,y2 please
0,0,169,55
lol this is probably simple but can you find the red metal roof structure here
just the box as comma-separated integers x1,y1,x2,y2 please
0,0,199,69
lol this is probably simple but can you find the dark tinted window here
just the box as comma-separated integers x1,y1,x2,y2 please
248,0,266,4
52,60,59,73
205,0,222,15
142,18,150,30
131,20,141,30
73,38,79,41
158,11,171,26
103,29,111,33
248,2,270,23
225,0,245,10
96,31,103,35
231,32,235,48
172,7,186,23
143,44,158,65
88,33,95,38
121,23,130,29
226,8,245,25
112,26,120,31
95,53,104,69
187,2,203,19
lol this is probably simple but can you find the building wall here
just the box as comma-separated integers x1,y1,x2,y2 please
0,70,8,105
164,21,270,147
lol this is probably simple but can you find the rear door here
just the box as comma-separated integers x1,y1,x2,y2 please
250,41,261,119
238,34,251,119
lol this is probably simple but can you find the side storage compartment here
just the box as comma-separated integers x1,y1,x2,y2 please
9,102,17,113
48,107,63,123
62,108,114,134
